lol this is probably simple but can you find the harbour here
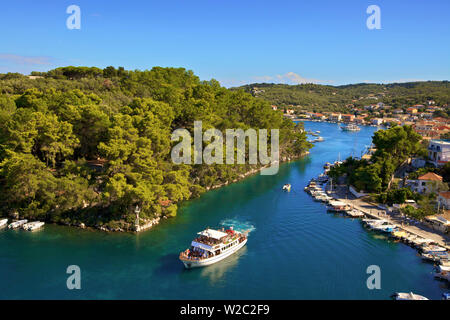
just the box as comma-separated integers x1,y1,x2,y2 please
0,121,448,300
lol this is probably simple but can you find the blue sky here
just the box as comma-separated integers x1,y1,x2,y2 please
0,0,449,87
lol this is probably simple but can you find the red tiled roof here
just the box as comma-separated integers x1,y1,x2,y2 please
439,191,450,199
418,172,443,181
159,199,172,206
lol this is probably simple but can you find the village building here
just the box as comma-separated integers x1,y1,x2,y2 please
341,114,355,122
428,140,450,167
329,113,342,122
311,113,326,120
285,109,295,115
406,107,418,114
424,215,450,233
406,172,444,194
371,118,383,126
414,121,439,139
438,191,450,210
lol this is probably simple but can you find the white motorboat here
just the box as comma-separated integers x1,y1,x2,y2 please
0,218,8,228
341,124,361,132
326,200,351,213
421,244,447,254
22,221,45,231
314,195,329,202
392,292,428,300
372,223,399,233
434,271,450,282
437,265,450,273
8,219,28,229
179,227,248,269
346,209,364,218
364,219,388,229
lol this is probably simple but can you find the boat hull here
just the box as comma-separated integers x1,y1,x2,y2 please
181,238,247,269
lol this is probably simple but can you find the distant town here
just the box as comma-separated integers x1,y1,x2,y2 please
275,101,450,167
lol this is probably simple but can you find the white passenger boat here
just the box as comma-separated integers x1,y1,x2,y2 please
392,292,429,300
179,227,248,269
341,124,361,132
8,219,28,229
22,221,45,231
0,218,8,228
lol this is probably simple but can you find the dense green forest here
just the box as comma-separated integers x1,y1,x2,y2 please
328,125,425,193
234,82,450,112
0,67,311,231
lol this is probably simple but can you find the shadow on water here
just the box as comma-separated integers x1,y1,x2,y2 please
200,246,248,285
177,246,249,285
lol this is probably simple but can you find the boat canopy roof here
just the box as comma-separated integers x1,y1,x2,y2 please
197,229,228,240
191,241,213,251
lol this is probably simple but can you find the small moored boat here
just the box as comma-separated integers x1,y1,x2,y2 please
346,209,364,218
8,219,28,229
391,292,428,300
0,218,8,228
22,221,45,231
434,271,450,282
420,244,447,254
341,124,361,132
326,200,351,213
282,184,291,192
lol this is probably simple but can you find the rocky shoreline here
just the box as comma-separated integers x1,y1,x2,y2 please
4,151,310,234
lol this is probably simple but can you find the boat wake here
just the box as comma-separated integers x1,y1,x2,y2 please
220,218,256,234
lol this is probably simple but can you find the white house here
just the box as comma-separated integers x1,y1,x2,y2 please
407,172,443,194
424,215,450,233
372,118,383,126
438,191,450,210
428,140,450,167
329,113,342,122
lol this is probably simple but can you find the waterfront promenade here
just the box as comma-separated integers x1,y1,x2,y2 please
331,185,450,250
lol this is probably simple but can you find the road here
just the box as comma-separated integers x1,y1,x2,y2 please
329,184,450,250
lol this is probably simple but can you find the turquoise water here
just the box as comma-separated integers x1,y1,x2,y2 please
1,122,447,299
